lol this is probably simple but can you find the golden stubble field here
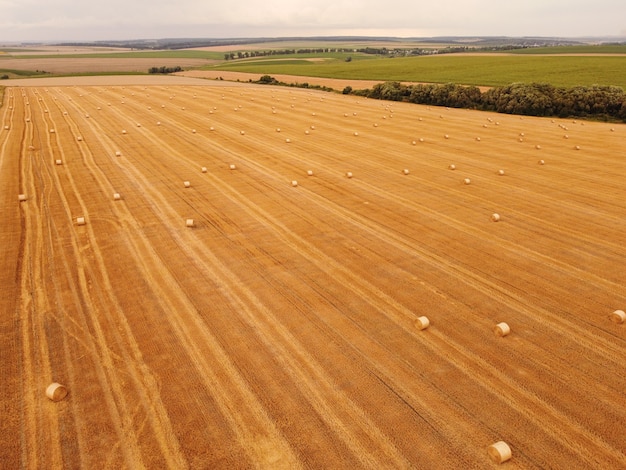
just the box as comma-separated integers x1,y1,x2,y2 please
1,80,626,469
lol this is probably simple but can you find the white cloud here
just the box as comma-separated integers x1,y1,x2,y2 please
1,0,625,42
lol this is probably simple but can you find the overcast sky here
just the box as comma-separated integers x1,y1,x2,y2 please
1,0,625,43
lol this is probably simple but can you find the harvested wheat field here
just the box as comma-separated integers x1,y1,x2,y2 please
1,80,626,469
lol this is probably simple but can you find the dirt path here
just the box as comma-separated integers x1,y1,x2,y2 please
2,83,626,468
178,69,392,91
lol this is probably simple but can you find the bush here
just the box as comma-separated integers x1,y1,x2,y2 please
148,66,182,74
258,75,278,84
356,81,625,121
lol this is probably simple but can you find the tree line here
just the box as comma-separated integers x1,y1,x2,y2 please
349,81,626,121
148,66,183,74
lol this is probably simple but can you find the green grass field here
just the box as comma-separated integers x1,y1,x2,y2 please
210,53,626,89
509,44,626,54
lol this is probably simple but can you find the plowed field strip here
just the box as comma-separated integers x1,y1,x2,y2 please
83,109,415,468
48,94,190,469
0,90,30,468
51,90,303,468
15,90,70,470
99,105,623,467
28,89,149,468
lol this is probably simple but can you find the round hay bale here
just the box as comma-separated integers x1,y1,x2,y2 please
419,138,424,142
122,130,127,134
285,138,291,143
210,126,215,131
498,169,505,176
403,169,410,175
415,316,430,330
307,170,314,176
46,383,68,402
476,137,481,141
229,164,237,170
444,134,449,139
3,125,9,130
488,441,512,464
463,178,471,185
353,132,359,136
77,136,83,141
115,151,121,157
494,322,511,337
186,219,195,227
276,128,281,132
536,144,542,150
564,134,569,139
76,217,86,226
305,130,310,135
609,310,625,324
201,167,207,173
412,140,417,146
184,181,191,188
491,213,501,222
346,172,353,179
575,145,581,150
192,129,196,134
448,164,456,170
55,159,63,165
240,130,245,135
538,159,545,165
18,194,27,202
373,123,379,127
291,180,298,187
50,129,55,134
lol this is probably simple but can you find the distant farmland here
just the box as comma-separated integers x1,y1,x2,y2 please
2,43,626,88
